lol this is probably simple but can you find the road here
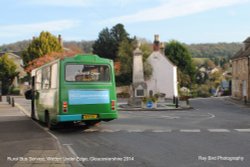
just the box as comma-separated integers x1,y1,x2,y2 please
15,97,250,167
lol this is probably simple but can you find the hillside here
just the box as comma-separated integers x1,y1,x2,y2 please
0,40,94,54
186,43,242,59
0,40,242,59
0,40,31,52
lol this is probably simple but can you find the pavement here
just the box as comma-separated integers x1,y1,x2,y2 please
118,98,192,111
224,96,250,107
0,98,73,167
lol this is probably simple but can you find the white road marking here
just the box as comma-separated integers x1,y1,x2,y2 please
152,129,172,133
47,130,59,140
207,113,215,119
100,129,115,133
63,144,84,167
234,129,250,132
208,129,230,132
127,129,144,133
67,145,78,157
180,129,201,132
160,115,179,119
84,129,99,132
81,128,250,133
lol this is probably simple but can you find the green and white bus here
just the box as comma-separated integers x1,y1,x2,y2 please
25,54,118,129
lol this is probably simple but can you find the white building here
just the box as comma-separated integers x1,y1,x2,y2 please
146,35,178,98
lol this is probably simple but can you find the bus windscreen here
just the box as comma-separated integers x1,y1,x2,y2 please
65,64,110,82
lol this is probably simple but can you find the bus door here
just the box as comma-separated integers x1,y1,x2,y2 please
31,76,35,119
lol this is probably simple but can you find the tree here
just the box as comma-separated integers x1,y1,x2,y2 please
204,59,215,69
116,39,134,85
92,28,116,60
111,23,130,57
0,54,18,94
116,39,152,85
93,23,131,60
22,31,62,66
165,40,196,87
118,39,134,75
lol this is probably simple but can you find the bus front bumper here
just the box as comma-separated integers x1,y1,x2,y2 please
57,113,118,122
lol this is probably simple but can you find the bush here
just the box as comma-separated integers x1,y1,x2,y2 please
115,73,132,86
192,84,211,98
117,92,130,98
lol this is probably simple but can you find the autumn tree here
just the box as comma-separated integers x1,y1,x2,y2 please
0,54,18,94
204,59,216,69
22,31,63,66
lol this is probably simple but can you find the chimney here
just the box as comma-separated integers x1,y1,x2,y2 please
58,34,63,47
153,34,160,51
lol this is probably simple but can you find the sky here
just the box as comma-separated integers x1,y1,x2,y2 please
1,0,250,45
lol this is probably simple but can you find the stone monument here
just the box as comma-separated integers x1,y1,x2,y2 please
128,43,147,106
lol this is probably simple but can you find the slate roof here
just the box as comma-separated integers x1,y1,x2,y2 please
232,37,250,60
243,37,250,43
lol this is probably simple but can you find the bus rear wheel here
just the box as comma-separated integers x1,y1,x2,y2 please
85,120,100,127
45,111,55,130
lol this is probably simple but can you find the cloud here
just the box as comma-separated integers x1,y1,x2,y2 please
104,0,249,24
0,20,80,38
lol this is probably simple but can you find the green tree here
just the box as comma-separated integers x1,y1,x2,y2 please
93,23,131,60
118,39,134,75
116,39,134,85
111,23,130,46
92,28,116,60
165,40,196,87
116,40,152,85
0,54,18,94
22,31,62,66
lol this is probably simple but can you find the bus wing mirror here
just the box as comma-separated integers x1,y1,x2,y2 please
25,89,33,100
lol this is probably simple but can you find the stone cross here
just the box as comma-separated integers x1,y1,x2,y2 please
132,44,144,83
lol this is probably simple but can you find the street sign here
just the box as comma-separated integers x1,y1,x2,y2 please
146,101,153,108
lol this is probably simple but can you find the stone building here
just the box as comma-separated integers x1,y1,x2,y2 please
146,35,178,98
231,37,250,101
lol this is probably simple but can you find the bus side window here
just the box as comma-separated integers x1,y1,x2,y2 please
99,66,110,81
36,70,42,90
51,63,58,88
42,66,51,89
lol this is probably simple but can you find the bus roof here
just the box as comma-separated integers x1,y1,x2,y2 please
63,54,113,64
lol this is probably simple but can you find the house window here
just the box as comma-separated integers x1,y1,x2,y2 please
51,63,58,89
136,89,144,97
